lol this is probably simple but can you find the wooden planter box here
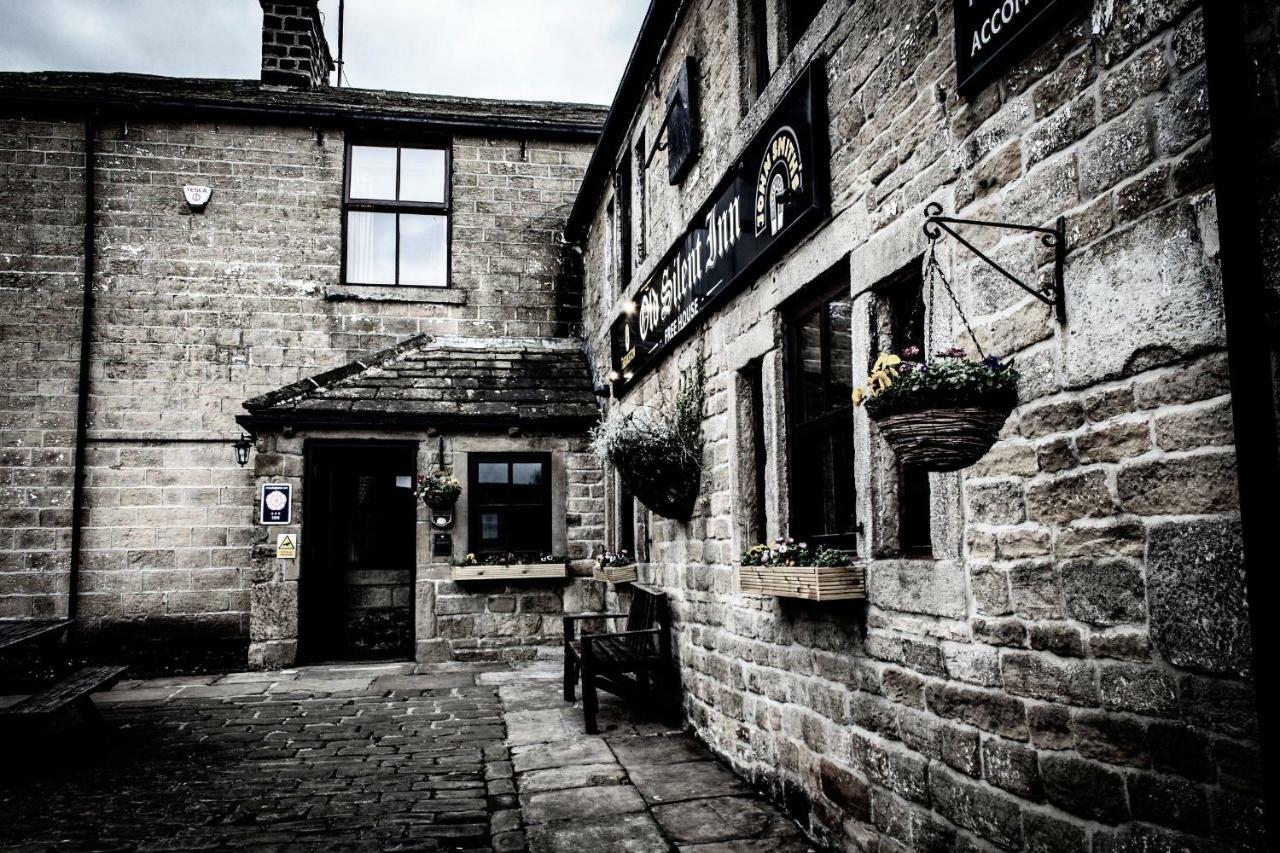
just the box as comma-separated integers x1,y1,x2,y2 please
451,563,567,581
593,563,638,584
736,563,867,602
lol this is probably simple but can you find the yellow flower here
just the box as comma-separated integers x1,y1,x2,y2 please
852,386,867,406
871,353,902,373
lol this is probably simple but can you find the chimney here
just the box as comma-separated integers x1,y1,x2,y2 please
259,1,334,89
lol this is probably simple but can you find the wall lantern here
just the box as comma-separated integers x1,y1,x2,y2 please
232,434,254,467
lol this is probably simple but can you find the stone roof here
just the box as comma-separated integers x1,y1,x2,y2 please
239,335,600,431
0,72,608,139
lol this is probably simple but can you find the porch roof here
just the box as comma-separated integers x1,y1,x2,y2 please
237,335,601,433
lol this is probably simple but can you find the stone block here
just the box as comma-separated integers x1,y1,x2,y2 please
1071,708,1149,767
1147,721,1213,782
1017,399,1086,439
1001,652,1098,706
1060,558,1147,626
1055,521,1145,558
1152,398,1233,450
925,682,1028,741
929,764,1023,850
1147,518,1251,677
1074,419,1150,463
1128,771,1208,832
1027,702,1073,750
1116,451,1238,515
1028,622,1085,657
1040,753,1128,824
249,581,296,642
1063,206,1224,388
1133,353,1230,409
942,642,1001,687
868,558,967,619
1026,469,1114,523
982,735,1042,799
965,479,1026,526
1099,662,1179,717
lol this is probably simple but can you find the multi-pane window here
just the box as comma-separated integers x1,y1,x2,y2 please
786,268,857,549
468,453,552,555
344,143,449,287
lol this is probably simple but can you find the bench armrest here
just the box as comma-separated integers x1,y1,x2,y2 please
562,612,628,643
581,628,659,642
563,612,628,622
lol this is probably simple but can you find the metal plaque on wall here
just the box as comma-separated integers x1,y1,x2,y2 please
954,0,1084,96
609,60,829,395
260,483,292,525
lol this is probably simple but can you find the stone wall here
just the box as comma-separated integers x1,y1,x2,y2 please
246,429,606,669
580,0,1261,850
0,119,85,620
0,111,594,658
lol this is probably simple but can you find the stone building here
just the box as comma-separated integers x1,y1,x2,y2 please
0,1,610,667
573,0,1274,851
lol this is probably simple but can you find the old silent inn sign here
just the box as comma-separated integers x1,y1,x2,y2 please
609,61,829,395
955,0,1083,95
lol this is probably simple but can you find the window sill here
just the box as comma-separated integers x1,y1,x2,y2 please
325,284,467,305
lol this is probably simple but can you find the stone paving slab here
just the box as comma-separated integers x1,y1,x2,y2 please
1,658,824,852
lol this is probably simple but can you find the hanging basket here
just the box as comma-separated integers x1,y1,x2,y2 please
866,391,1015,473
415,472,461,510
619,456,701,521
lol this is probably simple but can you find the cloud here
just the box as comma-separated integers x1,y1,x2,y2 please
0,0,645,105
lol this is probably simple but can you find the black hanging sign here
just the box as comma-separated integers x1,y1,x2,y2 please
955,0,1083,96
610,60,828,395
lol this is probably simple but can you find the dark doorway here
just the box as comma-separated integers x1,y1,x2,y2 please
302,442,417,662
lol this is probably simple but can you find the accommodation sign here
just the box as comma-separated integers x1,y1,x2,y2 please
955,0,1082,95
610,61,828,394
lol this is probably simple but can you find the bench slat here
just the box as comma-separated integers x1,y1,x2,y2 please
1,665,127,717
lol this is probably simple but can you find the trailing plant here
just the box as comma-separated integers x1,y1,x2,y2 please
415,470,462,508
741,537,857,568
853,346,1018,418
590,354,706,520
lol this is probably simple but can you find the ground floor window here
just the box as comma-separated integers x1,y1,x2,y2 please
785,264,858,549
467,453,552,555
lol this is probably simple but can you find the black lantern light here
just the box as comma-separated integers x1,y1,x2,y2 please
232,434,254,467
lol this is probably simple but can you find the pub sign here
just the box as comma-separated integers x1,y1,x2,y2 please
955,0,1083,96
609,61,828,394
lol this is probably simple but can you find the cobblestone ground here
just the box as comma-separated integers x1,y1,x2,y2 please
0,659,818,852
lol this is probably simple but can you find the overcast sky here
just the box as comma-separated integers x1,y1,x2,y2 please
0,0,647,105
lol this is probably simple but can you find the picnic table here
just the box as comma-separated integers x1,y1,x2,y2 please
0,618,126,730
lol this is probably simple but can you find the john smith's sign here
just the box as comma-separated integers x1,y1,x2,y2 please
955,0,1082,95
610,61,828,395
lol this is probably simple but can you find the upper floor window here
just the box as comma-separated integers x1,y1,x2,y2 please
787,0,821,49
786,265,857,549
344,143,450,287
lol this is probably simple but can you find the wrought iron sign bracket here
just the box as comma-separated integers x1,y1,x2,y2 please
922,201,1067,324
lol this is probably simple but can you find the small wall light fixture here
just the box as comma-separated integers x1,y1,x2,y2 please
233,434,254,467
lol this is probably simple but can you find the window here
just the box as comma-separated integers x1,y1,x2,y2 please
737,361,769,545
344,142,449,287
878,263,933,557
663,57,699,184
787,0,821,49
605,198,616,295
741,0,771,104
616,150,633,287
634,132,647,264
617,473,636,556
786,266,857,549
468,453,552,555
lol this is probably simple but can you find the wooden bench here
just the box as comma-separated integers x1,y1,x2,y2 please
0,665,127,730
562,584,674,734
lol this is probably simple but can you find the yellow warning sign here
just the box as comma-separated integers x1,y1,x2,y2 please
276,534,297,559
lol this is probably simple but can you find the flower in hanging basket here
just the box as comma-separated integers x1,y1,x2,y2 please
597,549,633,568
415,470,462,509
852,349,1019,472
